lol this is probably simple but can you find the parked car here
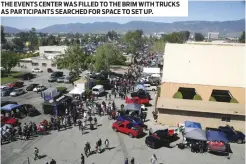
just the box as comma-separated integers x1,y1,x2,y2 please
116,115,147,129
145,129,178,149
64,76,72,83
112,120,143,138
10,88,25,96
57,77,65,83
26,84,39,91
206,125,245,144
47,68,53,73
33,85,47,92
51,71,63,78
1,87,15,97
48,76,59,82
1,101,18,107
21,104,41,117
32,68,43,73
8,81,24,88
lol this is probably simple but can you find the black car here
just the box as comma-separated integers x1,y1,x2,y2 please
219,125,245,144
51,71,63,78
26,84,39,91
145,129,177,149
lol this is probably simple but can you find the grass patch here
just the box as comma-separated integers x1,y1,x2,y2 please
209,96,216,102
193,94,202,100
230,97,239,103
173,91,183,99
1,72,23,84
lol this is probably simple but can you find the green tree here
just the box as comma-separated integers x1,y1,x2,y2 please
239,31,245,43
1,26,7,44
194,33,205,41
1,51,20,75
12,37,25,50
28,28,39,51
56,45,88,73
94,44,126,72
150,40,166,54
163,31,189,43
47,35,59,45
124,30,144,60
106,30,118,41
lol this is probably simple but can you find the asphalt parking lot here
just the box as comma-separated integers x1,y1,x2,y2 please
1,73,245,164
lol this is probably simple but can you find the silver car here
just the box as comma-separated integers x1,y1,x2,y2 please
10,88,25,96
64,76,72,83
1,87,15,97
57,77,65,83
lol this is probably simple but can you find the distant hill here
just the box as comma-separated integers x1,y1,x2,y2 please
3,19,245,37
3,26,22,34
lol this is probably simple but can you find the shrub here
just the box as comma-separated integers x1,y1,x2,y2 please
230,97,239,103
56,87,67,93
173,91,183,99
193,94,202,100
85,89,92,95
209,96,216,101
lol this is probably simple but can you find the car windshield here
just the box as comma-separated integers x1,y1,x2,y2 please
34,68,39,70
13,89,19,92
92,88,99,92
59,77,65,79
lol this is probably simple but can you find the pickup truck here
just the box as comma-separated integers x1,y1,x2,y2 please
206,125,245,144
112,120,143,138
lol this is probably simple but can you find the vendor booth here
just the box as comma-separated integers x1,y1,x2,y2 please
42,87,60,101
42,95,72,116
1,104,26,119
123,103,142,117
179,121,207,153
206,130,232,156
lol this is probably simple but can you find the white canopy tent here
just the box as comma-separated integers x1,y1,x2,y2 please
143,67,160,74
69,87,85,95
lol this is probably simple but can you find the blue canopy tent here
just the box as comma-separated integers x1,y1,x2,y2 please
135,84,146,91
184,121,202,133
1,104,20,111
206,130,229,143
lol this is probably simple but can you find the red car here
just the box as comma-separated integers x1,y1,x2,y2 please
8,81,24,88
1,116,18,127
132,97,149,105
112,120,143,138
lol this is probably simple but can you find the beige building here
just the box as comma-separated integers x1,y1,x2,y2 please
156,43,245,132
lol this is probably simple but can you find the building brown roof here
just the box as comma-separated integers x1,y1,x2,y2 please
157,98,245,116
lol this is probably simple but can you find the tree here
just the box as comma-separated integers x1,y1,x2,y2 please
1,26,7,44
47,35,59,45
124,30,144,57
28,28,39,51
106,30,118,41
1,51,20,75
194,33,204,41
56,45,88,73
163,31,189,43
150,40,166,54
239,31,245,43
12,38,25,50
94,44,126,72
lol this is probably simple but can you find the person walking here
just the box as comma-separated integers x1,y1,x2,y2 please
34,147,39,161
151,154,157,164
50,159,56,164
105,139,109,150
98,138,102,153
125,158,129,164
130,157,135,164
81,153,85,164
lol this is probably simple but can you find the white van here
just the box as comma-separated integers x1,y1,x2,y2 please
92,85,105,95
144,83,157,91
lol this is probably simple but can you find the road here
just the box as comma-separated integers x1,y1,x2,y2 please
1,72,245,164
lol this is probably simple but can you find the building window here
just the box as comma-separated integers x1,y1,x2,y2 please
211,90,232,103
221,117,226,121
222,116,231,122
32,63,39,66
44,51,61,54
42,63,47,67
51,63,56,67
177,87,196,100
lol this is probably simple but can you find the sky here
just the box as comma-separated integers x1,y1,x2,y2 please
1,1,245,29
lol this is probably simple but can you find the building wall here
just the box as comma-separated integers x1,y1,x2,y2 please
160,82,245,104
157,109,245,132
32,58,58,71
39,46,67,59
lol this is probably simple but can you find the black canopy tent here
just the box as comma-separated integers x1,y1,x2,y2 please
42,95,72,116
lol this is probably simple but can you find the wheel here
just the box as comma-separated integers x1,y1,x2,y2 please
237,139,243,144
128,133,134,138
113,128,118,132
